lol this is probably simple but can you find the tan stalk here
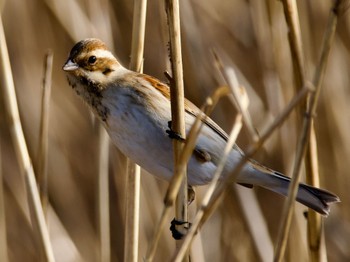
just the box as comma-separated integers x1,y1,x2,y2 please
0,135,8,262
235,186,273,262
98,127,110,262
173,84,312,261
173,112,243,262
145,86,230,261
280,0,306,94
129,0,148,72
80,1,116,261
86,1,113,260
37,50,53,217
171,66,252,261
212,51,258,142
1,3,81,254
48,1,116,260
164,0,188,260
124,160,140,262
213,57,273,261
124,0,147,261
307,123,325,262
44,0,95,41
279,1,310,259
0,16,55,262
279,0,326,260
274,1,342,261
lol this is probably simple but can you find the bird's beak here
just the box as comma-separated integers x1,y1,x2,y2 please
63,59,79,71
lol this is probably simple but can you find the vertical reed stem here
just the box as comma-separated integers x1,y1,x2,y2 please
125,0,147,261
37,50,53,217
278,0,325,260
174,85,311,261
0,16,55,262
306,123,325,262
165,0,188,260
0,136,8,262
98,127,110,262
281,0,306,93
274,1,341,261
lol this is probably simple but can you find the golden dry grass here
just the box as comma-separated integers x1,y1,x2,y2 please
0,0,349,261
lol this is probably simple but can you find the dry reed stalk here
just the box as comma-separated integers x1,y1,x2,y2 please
165,0,188,259
47,1,115,260
235,187,273,262
213,51,258,142
124,1,148,261
306,2,343,260
47,206,84,261
173,84,312,261
0,137,8,262
172,65,249,261
274,1,342,261
98,127,111,262
307,124,326,262
145,86,230,261
124,160,140,262
145,203,171,261
280,0,306,92
87,0,114,50
44,0,94,41
86,2,113,260
279,0,326,260
173,112,243,262
37,50,53,217
0,16,55,262
213,56,273,262
278,1,310,259
129,0,147,72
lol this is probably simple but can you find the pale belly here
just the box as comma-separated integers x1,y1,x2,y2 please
102,88,241,185
105,106,224,185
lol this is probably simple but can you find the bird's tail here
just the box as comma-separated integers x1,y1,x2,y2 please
240,170,340,216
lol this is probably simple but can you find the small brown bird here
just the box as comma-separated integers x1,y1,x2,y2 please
63,38,339,215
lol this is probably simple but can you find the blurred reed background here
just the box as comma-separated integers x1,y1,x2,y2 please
0,0,349,261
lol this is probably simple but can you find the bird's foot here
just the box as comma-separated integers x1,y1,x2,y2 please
170,218,192,240
166,121,185,141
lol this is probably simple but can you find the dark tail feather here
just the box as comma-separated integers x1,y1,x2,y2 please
296,183,340,215
254,171,340,216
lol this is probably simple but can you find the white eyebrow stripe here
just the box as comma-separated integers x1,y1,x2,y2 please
90,49,115,59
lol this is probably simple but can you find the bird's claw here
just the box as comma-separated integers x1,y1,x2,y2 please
170,218,192,240
166,121,185,141
188,185,196,205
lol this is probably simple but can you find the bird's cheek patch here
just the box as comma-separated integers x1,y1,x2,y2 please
102,68,113,75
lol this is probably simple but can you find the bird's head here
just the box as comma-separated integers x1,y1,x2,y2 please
63,38,124,90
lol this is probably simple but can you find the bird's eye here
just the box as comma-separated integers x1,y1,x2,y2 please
88,56,97,64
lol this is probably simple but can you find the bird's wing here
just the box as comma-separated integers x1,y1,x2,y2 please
183,91,249,159
183,98,229,142
141,74,230,140
141,74,276,181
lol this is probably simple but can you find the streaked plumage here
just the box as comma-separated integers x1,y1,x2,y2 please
63,38,339,215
